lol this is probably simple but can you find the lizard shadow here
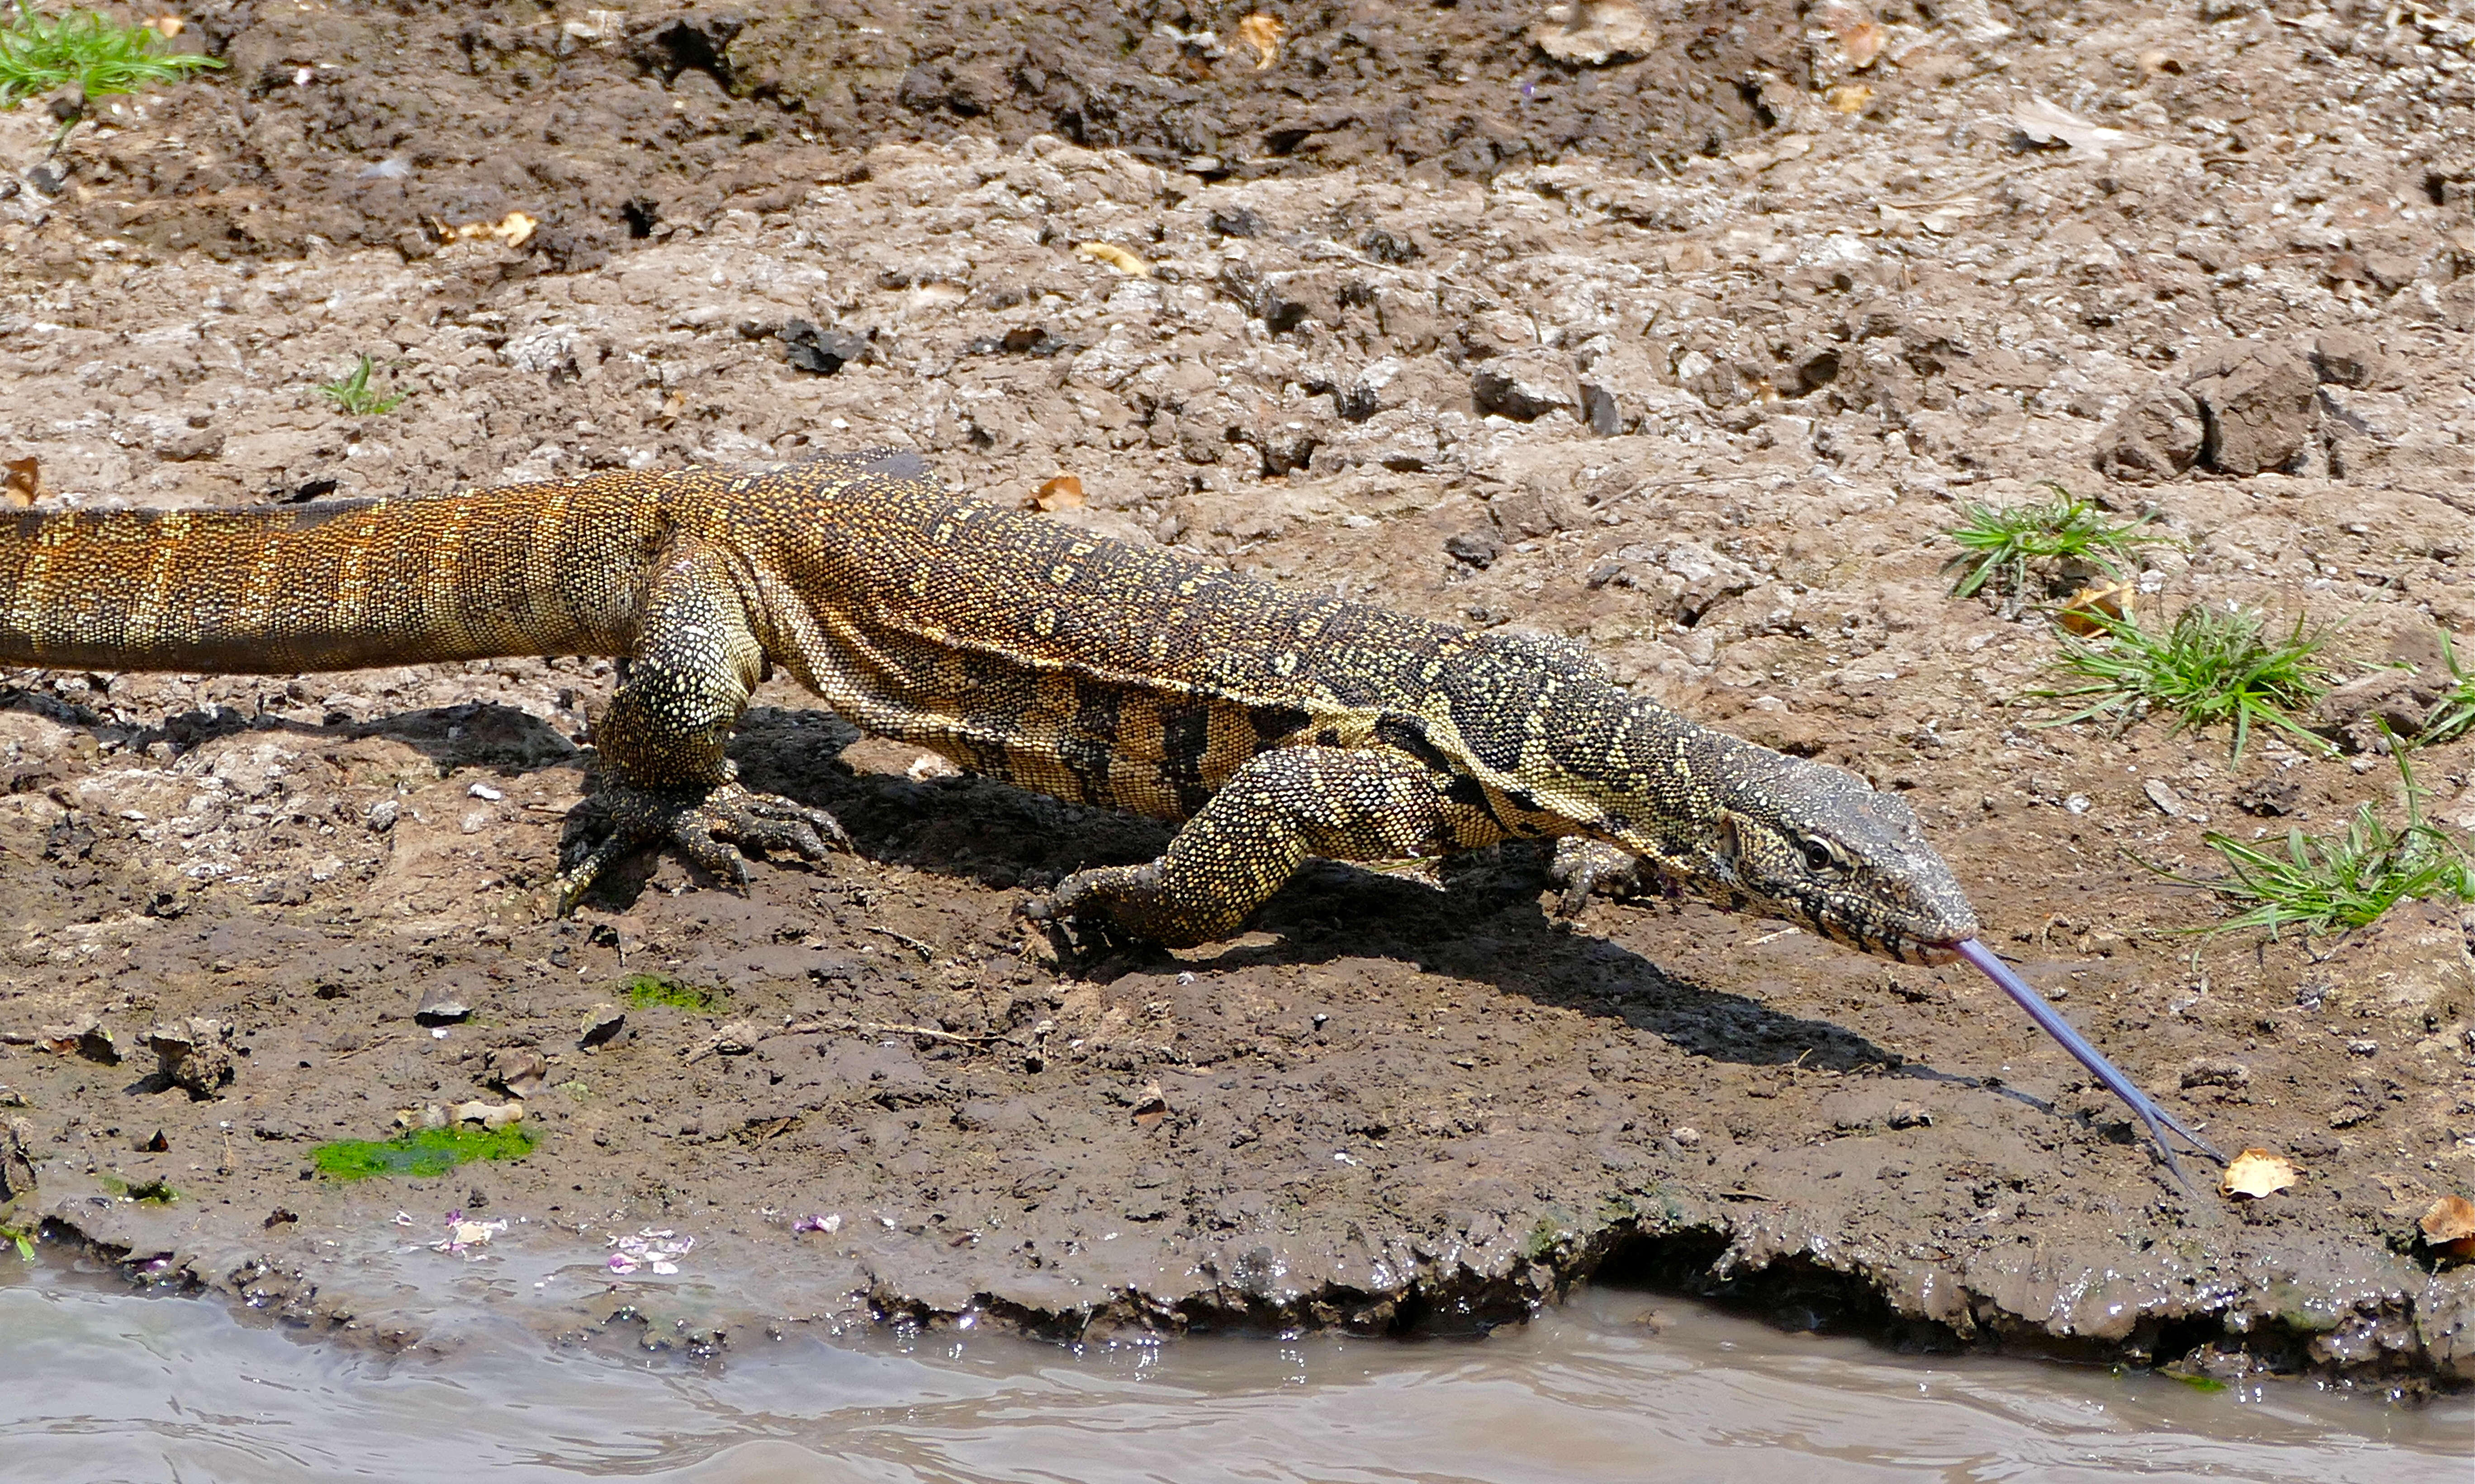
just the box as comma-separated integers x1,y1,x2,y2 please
1201,854,1919,1076
712,709,1939,1077
0,691,584,775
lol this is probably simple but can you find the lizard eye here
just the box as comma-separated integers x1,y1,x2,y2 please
1797,836,1844,873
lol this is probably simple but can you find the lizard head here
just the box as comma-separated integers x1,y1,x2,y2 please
1598,738,1982,966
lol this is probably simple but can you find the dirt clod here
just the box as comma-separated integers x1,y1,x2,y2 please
146,1018,234,1100
2184,342,2320,478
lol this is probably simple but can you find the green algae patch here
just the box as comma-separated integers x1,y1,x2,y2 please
312,1125,535,1181
98,1173,179,1204
622,972,723,1013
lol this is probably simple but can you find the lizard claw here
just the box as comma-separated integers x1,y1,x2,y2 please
554,782,850,914
1549,837,1648,917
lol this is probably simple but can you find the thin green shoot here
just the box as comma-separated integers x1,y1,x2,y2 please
2166,750,2474,940
0,4,221,140
1940,484,2174,602
315,356,407,416
2037,603,2336,763
2420,629,2475,746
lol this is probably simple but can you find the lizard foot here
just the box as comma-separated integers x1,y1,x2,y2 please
1548,837,1649,917
555,782,851,914
1022,861,1221,951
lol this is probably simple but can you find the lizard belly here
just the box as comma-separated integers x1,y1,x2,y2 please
773,615,1365,823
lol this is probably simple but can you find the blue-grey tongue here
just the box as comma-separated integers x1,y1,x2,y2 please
1950,937,2227,1188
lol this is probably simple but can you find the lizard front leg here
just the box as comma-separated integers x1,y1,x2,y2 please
1034,746,1503,949
555,535,848,911
1549,837,1653,916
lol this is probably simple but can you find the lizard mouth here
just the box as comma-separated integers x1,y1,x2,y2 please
1802,916,1966,967
1907,937,1967,967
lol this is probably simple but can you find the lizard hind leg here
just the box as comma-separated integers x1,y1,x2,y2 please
1034,745,1501,950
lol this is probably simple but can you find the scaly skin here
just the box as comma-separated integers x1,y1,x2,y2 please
0,451,2218,1173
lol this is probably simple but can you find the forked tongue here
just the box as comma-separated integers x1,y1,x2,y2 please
1950,938,2227,1189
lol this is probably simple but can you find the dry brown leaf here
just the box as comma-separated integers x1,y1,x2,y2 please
2220,1147,2301,1199
1234,12,1284,71
1130,1081,1170,1129
1073,242,1152,277
1826,83,1873,114
2421,1195,2475,1260
2056,579,2132,636
1033,474,1086,512
1,456,39,508
434,211,538,248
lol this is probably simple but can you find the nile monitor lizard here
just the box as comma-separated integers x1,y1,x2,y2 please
0,450,2222,1179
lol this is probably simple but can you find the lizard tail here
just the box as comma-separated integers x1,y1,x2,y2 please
0,484,655,675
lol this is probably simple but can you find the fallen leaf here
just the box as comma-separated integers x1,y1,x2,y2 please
1032,474,1085,512
1074,242,1152,276
1531,0,1654,66
1,456,38,507
2220,1147,2300,1199
2421,1195,2475,1260
432,211,538,248
1234,12,1284,70
2055,579,2132,636
2011,97,2148,158
147,15,185,38
1131,1081,1170,1129
1826,83,1873,114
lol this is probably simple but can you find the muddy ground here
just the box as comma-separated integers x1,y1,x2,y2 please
1,0,2472,1389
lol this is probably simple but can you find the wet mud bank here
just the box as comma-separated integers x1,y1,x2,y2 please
4,0,2475,1389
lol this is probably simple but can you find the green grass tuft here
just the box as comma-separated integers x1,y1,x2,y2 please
1939,484,2174,602
0,4,221,114
311,1124,535,1181
2419,630,2475,747
315,355,407,416
2172,754,2474,940
2037,603,2336,763
623,972,722,1013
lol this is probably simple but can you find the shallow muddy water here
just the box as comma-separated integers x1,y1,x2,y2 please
1,1265,2464,1484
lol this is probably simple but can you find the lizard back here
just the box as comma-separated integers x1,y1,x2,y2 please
699,459,1641,830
